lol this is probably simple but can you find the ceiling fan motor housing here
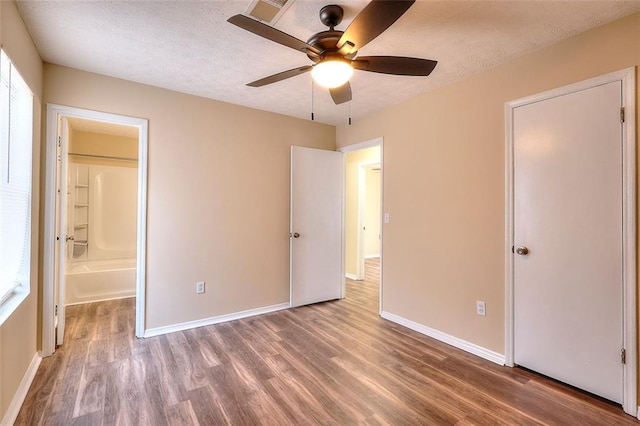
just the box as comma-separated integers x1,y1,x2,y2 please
307,5,356,62
306,30,346,61
319,5,344,28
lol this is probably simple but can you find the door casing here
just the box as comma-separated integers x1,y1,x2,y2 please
42,104,149,357
504,67,636,415
339,137,384,314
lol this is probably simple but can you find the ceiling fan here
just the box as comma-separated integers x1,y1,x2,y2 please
228,0,437,106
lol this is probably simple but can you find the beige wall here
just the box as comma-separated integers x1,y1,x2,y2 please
0,1,43,421
345,146,380,277
44,64,335,329
336,13,640,354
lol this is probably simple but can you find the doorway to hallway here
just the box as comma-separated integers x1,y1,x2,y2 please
340,138,382,313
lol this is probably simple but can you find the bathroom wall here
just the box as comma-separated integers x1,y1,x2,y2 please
67,127,138,262
70,129,138,164
67,162,137,262
65,126,138,304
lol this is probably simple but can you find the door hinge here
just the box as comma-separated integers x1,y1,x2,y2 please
621,348,626,364
55,305,58,316
620,107,625,123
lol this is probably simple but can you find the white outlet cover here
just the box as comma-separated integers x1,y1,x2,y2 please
196,281,205,294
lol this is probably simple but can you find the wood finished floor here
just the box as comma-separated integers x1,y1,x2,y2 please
16,258,638,425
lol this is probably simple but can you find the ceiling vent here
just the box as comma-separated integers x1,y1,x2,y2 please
245,0,294,25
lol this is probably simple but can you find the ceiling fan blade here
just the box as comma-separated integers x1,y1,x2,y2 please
228,15,320,56
329,82,352,105
352,56,437,76
337,0,415,54
247,65,313,87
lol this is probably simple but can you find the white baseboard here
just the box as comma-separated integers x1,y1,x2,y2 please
1,352,41,426
381,311,505,366
345,273,360,280
143,302,290,338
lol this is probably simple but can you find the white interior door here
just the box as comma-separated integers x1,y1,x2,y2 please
513,81,623,403
56,117,69,345
290,146,343,307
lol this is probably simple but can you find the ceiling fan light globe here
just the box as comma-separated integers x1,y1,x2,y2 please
311,60,353,88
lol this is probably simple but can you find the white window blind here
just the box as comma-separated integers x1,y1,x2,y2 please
0,49,33,306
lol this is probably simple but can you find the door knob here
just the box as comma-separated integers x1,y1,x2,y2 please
516,246,529,255
65,235,75,242
293,232,300,238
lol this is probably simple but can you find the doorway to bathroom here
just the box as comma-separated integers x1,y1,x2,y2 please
42,105,148,356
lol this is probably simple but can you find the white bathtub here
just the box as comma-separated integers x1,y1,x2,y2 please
65,258,136,305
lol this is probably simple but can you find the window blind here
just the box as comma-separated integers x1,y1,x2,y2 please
0,50,33,305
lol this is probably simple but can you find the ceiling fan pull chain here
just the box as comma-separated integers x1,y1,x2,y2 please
349,101,352,126
311,79,315,121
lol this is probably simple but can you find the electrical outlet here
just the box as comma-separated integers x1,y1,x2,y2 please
476,301,486,316
196,281,205,294
384,213,390,224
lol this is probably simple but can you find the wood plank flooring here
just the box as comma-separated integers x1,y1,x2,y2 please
16,258,638,425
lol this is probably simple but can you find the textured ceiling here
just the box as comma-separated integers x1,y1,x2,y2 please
16,1,640,126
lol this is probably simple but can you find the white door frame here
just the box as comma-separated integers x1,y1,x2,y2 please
504,68,636,415
339,137,384,314
42,104,149,357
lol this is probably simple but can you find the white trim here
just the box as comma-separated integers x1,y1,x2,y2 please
289,147,294,306
136,119,149,339
364,255,381,259
42,107,57,357
144,302,289,338
621,67,637,417
56,118,69,346
42,104,149,356
340,153,346,300
1,352,41,426
381,311,505,365
378,142,384,315
355,164,365,280
345,273,359,280
504,67,636,416
504,99,515,368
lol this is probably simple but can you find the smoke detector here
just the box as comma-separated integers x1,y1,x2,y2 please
245,0,295,24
